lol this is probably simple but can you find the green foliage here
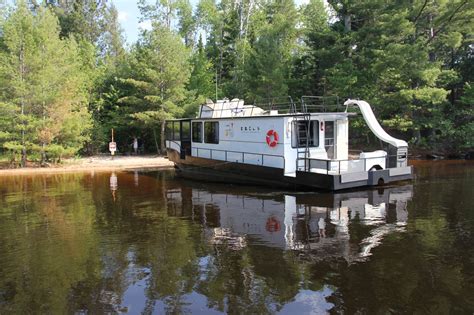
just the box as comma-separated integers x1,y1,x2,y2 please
292,0,474,151
188,37,215,99
94,22,191,153
0,2,92,164
46,0,108,43
0,0,472,158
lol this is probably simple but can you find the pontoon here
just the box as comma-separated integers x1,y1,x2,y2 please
165,97,412,190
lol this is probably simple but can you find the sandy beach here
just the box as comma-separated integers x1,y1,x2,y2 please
0,155,174,176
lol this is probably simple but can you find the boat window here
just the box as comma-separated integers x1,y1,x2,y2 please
192,122,202,143
181,121,191,141
204,121,219,144
173,122,180,140
165,121,181,140
292,120,319,148
325,121,335,159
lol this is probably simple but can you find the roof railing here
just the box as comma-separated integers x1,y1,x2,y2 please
253,96,297,114
196,95,347,118
301,96,346,113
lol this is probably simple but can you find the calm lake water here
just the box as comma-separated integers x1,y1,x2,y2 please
0,161,473,314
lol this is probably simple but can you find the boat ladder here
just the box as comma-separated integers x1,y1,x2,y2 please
296,113,311,172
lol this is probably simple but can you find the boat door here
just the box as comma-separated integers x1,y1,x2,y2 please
180,120,191,159
324,121,335,159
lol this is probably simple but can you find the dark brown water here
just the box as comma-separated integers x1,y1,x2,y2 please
0,161,473,314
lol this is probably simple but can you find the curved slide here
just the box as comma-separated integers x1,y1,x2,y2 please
344,99,408,148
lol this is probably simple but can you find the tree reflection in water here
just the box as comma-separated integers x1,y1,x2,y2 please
0,162,473,314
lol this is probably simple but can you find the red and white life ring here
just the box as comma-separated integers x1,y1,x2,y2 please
266,130,279,147
266,216,281,232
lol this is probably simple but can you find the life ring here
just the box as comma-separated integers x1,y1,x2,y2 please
266,130,279,147
266,216,281,232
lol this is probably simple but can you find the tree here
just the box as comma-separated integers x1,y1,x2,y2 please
188,37,216,100
45,0,108,43
0,2,92,165
243,0,299,100
176,0,196,47
298,0,474,152
99,3,126,64
119,24,190,153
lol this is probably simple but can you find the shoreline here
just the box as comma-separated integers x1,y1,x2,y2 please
0,156,175,176
1,155,471,177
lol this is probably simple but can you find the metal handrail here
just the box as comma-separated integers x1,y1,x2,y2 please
198,105,264,118
253,96,296,114
301,96,345,113
194,147,285,170
296,154,407,174
195,95,353,118
167,140,181,150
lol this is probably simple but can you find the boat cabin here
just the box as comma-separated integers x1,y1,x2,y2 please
165,96,412,190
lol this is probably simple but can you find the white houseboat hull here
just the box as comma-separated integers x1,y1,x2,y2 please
167,148,412,190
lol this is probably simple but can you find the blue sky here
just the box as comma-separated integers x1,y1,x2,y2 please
113,0,149,45
112,0,312,45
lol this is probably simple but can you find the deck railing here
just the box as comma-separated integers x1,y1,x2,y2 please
197,95,348,118
252,96,297,114
297,155,408,174
193,147,285,169
300,96,346,113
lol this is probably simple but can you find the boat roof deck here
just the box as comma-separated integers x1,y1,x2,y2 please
167,96,358,121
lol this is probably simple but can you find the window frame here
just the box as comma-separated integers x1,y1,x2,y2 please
291,120,319,148
181,120,191,141
171,121,180,141
204,121,219,144
192,121,203,143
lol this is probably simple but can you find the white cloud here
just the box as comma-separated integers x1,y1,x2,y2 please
138,20,152,31
118,11,129,22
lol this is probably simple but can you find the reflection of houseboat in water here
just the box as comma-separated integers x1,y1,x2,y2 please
165,97,412,190
166,184,412,262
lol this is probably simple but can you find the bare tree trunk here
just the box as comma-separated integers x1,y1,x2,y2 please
41,143,46,165
20,44,26,168
428,13,436,62
41,43,47,166
160,121,166,155
344,13,351,33
153,128,160,155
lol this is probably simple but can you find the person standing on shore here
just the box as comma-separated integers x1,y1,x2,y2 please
133,137,138,155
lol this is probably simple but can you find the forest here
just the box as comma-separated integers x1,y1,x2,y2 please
0,0,472,166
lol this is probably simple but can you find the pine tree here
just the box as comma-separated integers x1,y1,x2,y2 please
119,23,191,153
0,1,38,166
99,3,126,64
243,0,299,101
188,37,216,100
45,0,108,43
0,2,92,165
176,0,196,47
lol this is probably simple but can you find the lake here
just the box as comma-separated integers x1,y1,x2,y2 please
0,160,473,314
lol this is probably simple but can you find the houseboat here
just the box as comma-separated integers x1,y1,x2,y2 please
165,96,412,190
